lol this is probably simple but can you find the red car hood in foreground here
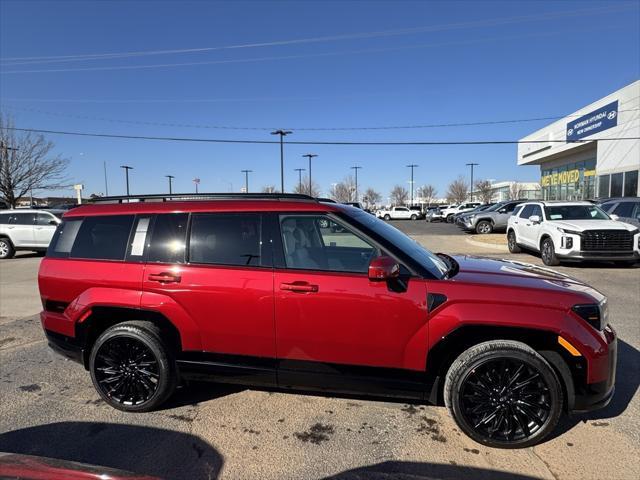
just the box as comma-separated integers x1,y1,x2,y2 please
449,255,605,303
0,453,161,480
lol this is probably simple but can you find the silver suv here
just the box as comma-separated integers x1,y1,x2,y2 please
0,209,62,259
459,200,525,234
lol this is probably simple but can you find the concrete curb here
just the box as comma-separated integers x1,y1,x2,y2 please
465,237,509,252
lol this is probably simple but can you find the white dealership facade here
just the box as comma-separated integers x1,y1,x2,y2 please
517,80,640,200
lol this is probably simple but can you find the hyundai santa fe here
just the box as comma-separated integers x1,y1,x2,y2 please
38,193,617,448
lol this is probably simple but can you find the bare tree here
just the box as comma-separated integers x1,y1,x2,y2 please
474,179,494,204
261,185,277,193
446,176,469,204
390,185,409,205
417,184,437,206
509,182,523,200
292,176,321,197
361,187,381,209
330,176,356,203
0,115,69,208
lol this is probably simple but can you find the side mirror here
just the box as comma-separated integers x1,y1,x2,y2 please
529,215,541,224
498,208,507,213
610,214,619,221
368,256,400,281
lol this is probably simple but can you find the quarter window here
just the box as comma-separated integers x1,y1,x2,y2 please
189,214,263,267
35,213,57,226
47,219,82,257
70,215,135,260
280,215,376,273
519,205,534,218
146,214,188,263
529,205,543,218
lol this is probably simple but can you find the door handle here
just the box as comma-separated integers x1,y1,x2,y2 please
148,272,181,284
280,282,319,293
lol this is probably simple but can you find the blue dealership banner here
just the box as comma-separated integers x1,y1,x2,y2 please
566,101,618,141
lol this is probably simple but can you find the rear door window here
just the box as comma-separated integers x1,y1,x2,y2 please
612,201,636,218
35,213,57,225
70,215,135,260
146,213,188,264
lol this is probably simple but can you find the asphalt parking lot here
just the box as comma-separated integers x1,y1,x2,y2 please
0,222,638,480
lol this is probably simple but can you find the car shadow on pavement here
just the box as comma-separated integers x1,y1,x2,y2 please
0,421,223,480
324,461,542,479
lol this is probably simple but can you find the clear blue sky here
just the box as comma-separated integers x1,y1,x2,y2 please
1,0,639,200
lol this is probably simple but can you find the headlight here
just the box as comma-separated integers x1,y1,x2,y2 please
556,227,581,235
572,298,607,330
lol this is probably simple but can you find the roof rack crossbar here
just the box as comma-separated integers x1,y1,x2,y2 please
89,192,317,204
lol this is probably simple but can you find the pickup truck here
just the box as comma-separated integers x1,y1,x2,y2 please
375,206,420,220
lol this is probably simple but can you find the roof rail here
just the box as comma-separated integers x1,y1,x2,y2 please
89,192,318,204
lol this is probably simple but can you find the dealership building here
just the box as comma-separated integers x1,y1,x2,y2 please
517,80,639,200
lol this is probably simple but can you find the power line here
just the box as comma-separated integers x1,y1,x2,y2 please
1,4,631,65
5,126,639,146
3,104,639,132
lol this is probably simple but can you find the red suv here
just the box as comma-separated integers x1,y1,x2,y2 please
38,193,616,448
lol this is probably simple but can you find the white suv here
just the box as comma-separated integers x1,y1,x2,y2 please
441,202,482,223
506,201,640,266
0,209,62,259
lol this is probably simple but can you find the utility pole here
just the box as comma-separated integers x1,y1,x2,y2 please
351,165,362,202
466,163,479,201
103,161,109,196
241,169,252,193
407,164,419,206
270,130,292,193
165,175,174,194
120,165,133,196
302,154,317,195
294,168,305,193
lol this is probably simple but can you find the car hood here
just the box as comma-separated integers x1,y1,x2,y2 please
450,255,604,303
549,219,637,232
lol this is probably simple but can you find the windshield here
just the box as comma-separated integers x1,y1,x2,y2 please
544,205,610,221
346,209,449,279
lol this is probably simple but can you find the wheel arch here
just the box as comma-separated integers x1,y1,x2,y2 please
425,324,579,412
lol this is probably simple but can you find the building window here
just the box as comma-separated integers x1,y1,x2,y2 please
610,173,624,197
624,170,639,197
598,175,610,198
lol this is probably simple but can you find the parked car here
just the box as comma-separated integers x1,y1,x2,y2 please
453,203,495,226
408,206,425,219
597,197,640,228
440,202,482,223
460,200,526,234
507,201,640,266
375,206,419,220
38,193,617,448
0,209,63,259
425,205,450,222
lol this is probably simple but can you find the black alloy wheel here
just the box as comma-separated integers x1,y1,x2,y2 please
90,321,177,412
507,231,521,253
445,340,562,448
541,238,560,266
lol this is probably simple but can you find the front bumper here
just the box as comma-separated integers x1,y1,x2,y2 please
556,250,640,262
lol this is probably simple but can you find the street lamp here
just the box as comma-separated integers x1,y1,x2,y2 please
241,169,252,193
120,165,133,196
351,166,362,202
302,154,317,195
466,163,479,201
193,177,200,194
294,168,305,193
407,164,418,206
271,130,292,193
165,175,174,195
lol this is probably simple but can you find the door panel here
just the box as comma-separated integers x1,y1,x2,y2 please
34,213,58,247
6,212,35,246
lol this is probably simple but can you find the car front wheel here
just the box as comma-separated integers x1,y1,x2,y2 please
475,221,493,234
507,231,522,253
541,238,560,266
0,238,15,259
384,214,391,221
89,321,177,412
444,340,563,448
411,214,417,220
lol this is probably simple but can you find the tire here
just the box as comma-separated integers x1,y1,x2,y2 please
89,321,178,412
507,231,522,253
444,340,563,448
475,220,493,235
0,237,15,259
411,214,417,221
541,238,560,266
384,214,391,221
447,215,454,223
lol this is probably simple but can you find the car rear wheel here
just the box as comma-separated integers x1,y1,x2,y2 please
541,238,560,266
0,238,15,259
507,231,522,253
444,340,562,448
89,321,177,412
384,214,391,221
476,221,493,234
411,214,417,221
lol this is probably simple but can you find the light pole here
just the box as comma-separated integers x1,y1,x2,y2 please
294,168,305,193
241,169,252,193
193,177,200,194
407,164,418,206
466,163,479,201
120,165,133,196
351,165,362,202
302,154,317,195
271,130,292,193
165,175,174,194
